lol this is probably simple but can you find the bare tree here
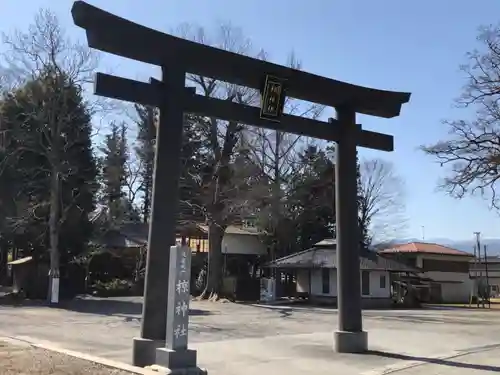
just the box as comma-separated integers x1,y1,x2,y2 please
131,105,157,223
124,157,144,205
0,9,100,302
421,25,500,209
1,11,95,87
242,52,324,261
176,23,269,300
134,245,147,284
359,158,407,244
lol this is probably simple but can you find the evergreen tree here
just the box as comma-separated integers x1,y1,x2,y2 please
134,105,206,224
178,114,208,224
0,69,98,268
0,8,100,302
99,122,130,224
357,154,372,251
134,105,156,223
260,143,373,256
286,145,336,251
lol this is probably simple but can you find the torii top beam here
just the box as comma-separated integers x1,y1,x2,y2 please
71,1,410,119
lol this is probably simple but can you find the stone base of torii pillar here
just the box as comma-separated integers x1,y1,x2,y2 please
154,348,205,374
334,330,368,353
146,364,207,375
132,338,164,368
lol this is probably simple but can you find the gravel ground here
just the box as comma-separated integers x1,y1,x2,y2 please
0,340,136,375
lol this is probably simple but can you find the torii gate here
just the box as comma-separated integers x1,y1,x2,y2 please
71,1,410,370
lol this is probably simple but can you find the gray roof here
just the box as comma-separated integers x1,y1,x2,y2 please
98,228,147,248
197,224,261,236
267,246,418,272
93,222,261,249
314,238,337,247
90,222,150,249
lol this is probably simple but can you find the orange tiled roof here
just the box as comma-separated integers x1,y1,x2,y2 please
379,242,473,257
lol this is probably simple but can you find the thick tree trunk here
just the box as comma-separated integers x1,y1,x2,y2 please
142,172,151,223
47,167,60,304
134,247,146,283
200,223,224,301
0,238,7,285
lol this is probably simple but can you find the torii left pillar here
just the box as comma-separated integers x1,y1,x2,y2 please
133,65,186,367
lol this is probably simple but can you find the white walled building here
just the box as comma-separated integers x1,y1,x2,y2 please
100,221,267,257
267,239,415,308
193,224,267,256
379,242,474,303
470,256,500,298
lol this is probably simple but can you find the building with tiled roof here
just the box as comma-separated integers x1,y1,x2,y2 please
378,242,474,303
265,239,418,308
378,242,472,257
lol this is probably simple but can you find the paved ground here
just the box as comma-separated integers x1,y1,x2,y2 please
1,297,500,374
392,347,500,374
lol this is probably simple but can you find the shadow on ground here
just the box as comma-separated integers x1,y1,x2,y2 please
57,297,212,317
0,296,47,308
368,350,500,372
245,304,295,318
424,303,500,311
0,295,211,318
245,299,429,313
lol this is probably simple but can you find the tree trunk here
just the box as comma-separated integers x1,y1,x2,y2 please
200,223,224,301
47,167,60,304
134,247,146,283
142,172,151,223
0,238,7,285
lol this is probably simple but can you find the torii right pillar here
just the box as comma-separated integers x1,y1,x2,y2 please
334,106,366,353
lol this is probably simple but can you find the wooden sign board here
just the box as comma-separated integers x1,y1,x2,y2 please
260,75,286,122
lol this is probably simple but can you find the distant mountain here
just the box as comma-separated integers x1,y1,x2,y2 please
441,239,500,255
393,238,500,256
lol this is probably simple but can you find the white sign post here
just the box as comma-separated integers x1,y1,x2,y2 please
51,276,60,304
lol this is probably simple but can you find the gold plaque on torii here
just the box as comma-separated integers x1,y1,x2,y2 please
260,75,286,122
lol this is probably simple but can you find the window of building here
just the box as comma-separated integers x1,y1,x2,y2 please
380,275,386,289
422,259,469,273
322,268,330,294
243,219,256,229
361,271,370,296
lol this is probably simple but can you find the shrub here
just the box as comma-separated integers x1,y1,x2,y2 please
92,278,134,297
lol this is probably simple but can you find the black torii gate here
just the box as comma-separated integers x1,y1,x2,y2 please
71,1,410,369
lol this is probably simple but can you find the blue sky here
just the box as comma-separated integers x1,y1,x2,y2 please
2,0,500,241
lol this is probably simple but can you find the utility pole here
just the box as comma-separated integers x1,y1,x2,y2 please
484,244,491,308
474,232,483,308
470,244,476,307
